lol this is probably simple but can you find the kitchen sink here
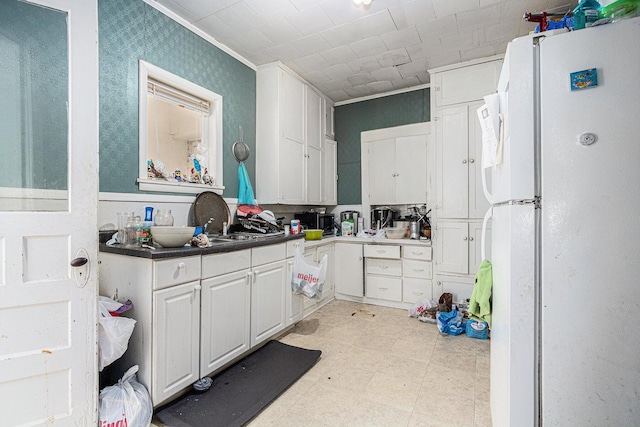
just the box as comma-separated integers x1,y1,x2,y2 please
207,231,284,243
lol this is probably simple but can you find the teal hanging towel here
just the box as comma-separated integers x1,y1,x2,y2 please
468,259,493,328
238,163,256,205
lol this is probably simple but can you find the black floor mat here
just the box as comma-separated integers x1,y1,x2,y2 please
155,340,321,427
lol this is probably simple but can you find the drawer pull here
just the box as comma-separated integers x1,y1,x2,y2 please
178,262,186,270
412,251,423,255
413,268,425,272
378,287,388,291
413,291,424,296
376,249,386,254
379,265,388,270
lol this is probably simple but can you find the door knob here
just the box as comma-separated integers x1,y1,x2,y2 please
462,159,467,164
463,236,468,241
469,237,474,241
70,257,87,267
469,158,475,163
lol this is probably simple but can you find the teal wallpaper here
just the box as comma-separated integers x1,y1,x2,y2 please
0,1,68,190
98,0,256,197
334,89,430,204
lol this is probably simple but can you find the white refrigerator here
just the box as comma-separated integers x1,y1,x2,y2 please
484,17,640,426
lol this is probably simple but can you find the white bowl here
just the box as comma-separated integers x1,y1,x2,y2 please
151,226,195,248
385,227,406,239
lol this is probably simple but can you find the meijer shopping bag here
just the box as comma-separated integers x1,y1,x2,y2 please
291,245,327,299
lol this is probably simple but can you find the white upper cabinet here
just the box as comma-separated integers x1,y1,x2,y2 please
431,58,502,107
256,63,335,205
323,139,337,205
324,98,335,139
361,122,431,211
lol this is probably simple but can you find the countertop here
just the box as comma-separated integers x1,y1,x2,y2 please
99,233,306,260
99,232,431,260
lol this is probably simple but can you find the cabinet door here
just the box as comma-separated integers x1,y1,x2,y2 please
367,139,396,205
334,243,364,297
435,221,469,275
305,87,322,151
322,139,337,205
200,270,251,376
434,277,474,305
468,100,491,218
306,143,322,204
278,137,305,203
432,60,502,107
286,257,303,326
436,105,469,218
281,70,304,144
324,101,334,138
152,281,200,405
469,220,490,276
251,260,286,347
302,248,317,311
317,244,334,304
395,134,428,204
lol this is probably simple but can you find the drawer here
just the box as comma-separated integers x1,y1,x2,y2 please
364,245,400,259
402,259,432,279
366,276,402,302
402,245,432,261
252,242,286,266
403,278,433,303
153,256,201,290
286,240,304,258
366,258,402,277
202,249,251,278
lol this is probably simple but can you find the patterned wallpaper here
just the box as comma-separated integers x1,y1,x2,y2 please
98,0,256,197
334,89,430,205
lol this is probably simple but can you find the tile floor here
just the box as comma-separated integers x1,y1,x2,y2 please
153,299,492,427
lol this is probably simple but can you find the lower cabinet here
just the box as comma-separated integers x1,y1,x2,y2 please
334,242,364,297
200,269,251,377
152,280,201,405
251,259,287,347
98,241,290,408
301,241,335,316
286,240,304,326
361,243,433,305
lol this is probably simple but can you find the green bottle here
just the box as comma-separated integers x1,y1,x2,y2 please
573,0,601,30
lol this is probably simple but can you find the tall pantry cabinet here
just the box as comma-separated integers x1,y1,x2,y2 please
429,57,502,302
256,62,336,205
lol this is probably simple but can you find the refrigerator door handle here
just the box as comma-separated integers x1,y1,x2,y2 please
481,206,493,261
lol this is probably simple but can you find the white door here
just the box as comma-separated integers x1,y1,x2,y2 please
201,270,251,376
468,101,491,218
395,134,428,204
334,243,364,297
0,0,98,425
435,221,469,274
250,260,286,347
316,244,334,304
437,104,469,218
367,139,396,204
152,281,200,405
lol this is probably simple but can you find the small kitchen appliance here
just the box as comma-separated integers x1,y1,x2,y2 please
295,212,335,236
370,207,396,230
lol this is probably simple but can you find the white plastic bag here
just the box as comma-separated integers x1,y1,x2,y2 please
99,296,136,371
408,298,437,318
291,245,327,299
99,365,152,427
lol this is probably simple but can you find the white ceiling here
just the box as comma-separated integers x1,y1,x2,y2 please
151,0,575,102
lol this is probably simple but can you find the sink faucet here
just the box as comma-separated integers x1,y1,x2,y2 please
204,217,215,234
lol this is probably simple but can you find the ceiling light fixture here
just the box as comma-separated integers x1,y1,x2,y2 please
353,0,373,7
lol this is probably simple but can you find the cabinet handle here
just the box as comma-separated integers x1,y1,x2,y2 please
463,236,468,241
359,257,363,261
411,251,423,255
413,291,424,296
376,249,386,254
469,158,475,163
469,237,474,241
178,262,186,270
379,287,388,291
194,284,202,291
413,268,425,272
462,159,467,164
379,265,388,270
437,281,442,286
